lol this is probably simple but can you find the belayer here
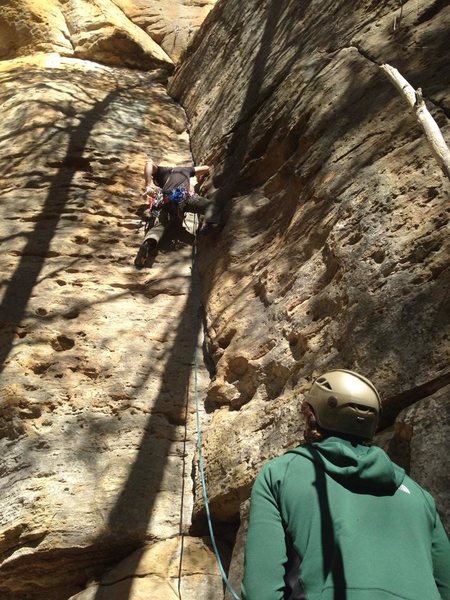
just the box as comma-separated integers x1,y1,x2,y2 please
242,369,450,600
134,158,220,268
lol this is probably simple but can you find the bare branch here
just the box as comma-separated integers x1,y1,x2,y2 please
381,63,450,182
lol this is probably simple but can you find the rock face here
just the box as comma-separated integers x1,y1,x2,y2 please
0,53,222,599
69,537,227,600
377,383,450,532
0,0,216,66
113,0,217,63
0,0,449,598
170,0,449,524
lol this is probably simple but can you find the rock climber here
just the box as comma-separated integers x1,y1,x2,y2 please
135,158,219,268
241,369,450,600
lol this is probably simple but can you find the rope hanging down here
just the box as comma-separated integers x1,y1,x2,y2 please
191,218,241,600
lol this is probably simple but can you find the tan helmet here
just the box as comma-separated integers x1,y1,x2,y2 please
307,369,381,439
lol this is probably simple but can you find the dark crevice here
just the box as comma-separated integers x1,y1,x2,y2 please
380,371,450,428
351,43,380,66
199,306,217,379
425,96,450,120
342,44,450,120
332,131,384,163
415,0,450,24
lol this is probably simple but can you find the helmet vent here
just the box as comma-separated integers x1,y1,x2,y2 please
350,403,375,414
317,377,332,390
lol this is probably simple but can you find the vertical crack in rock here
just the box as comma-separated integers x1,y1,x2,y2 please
170,2,450,590
381,371,450,428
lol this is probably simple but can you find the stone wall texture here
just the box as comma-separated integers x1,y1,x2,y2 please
171,0,449,526
0,52,220,599
0,0,449,598
0,0,216,65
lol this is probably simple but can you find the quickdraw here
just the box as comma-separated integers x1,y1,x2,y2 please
146,188,165,212
167,186,190,206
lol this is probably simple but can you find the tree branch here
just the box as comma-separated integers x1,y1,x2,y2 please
381,63,450,182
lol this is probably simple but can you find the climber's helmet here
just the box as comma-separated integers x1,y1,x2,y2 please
307,369,381,440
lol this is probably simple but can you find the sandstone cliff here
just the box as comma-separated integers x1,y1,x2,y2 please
0,0,448,598
0,0,216,65
171,0,450,532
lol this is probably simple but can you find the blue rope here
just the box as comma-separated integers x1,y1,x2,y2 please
191,219,241,600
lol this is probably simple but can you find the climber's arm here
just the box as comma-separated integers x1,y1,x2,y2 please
194,165,210,185
194,165,210,178
143,159,159,196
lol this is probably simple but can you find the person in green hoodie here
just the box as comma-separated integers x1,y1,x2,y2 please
242,369,450,600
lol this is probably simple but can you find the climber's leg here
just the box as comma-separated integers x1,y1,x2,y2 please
134,209,169,268
184,194,222,234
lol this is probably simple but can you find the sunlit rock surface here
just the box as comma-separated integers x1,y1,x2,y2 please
113,0,217,62
0,0,172,69
0,0,216,66
69,537,227,600
171,0,449,523
0,0,449,597
0,0,72,58
0,53,219,599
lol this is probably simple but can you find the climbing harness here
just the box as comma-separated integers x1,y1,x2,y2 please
135,187,192,268
190,217,241,600
142,186,192,227
145,185,191,211
167,186,190,207
145,186,165,212
165,187,192,222
137,187,164,234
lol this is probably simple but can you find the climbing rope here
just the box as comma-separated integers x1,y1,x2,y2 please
177,383,190,598
190,215,241,600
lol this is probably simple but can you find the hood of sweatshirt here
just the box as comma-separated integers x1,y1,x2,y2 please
286,436,405,495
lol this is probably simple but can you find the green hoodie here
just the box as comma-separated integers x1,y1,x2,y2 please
242,437,450,600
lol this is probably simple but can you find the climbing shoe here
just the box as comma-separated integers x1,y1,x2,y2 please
134,239,157,269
